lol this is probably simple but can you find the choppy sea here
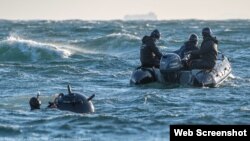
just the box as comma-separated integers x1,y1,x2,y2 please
0,20,250,141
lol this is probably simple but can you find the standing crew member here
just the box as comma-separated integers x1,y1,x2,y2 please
140,29,162,68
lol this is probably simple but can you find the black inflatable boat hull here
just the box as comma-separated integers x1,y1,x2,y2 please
130,67,156,84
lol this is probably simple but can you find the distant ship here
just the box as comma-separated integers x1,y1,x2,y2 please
124,12,158,21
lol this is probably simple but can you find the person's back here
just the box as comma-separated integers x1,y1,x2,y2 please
175,33,199,59
140,29,162,68
199,35,218,64
189,27,218,69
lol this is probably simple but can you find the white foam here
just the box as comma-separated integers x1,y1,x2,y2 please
5,35,72,59
228,73,236,79
106,33,140,40
190,26,199,29
224,28,232,32
240,106,250,111
59,43,97,55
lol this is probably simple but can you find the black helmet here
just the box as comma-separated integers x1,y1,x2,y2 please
29,97,41,110
202,27,212,36
150,29,160,39
189,33,198,42
29,93,41,110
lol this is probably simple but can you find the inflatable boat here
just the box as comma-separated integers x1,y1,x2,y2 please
130,53,232,87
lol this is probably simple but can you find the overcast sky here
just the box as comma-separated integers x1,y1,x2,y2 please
0,0,249,20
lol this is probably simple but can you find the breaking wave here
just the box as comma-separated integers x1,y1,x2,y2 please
0,35,72,61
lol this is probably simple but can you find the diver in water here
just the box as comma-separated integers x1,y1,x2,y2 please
29,85,95,113
140,29,162,68
29,93,41,110
188,27,218,70
174,33,199,59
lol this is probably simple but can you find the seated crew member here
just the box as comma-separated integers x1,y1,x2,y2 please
140,29,162,68
188,27,218,70
174,33,199,59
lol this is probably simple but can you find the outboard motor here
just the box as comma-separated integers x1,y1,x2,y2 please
160,53,183,83
50,85,95,113
29,93,41,110
130,67,156,85
160,53,183,73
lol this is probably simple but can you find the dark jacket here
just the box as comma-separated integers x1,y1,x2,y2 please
140,36,162,67
175,41,199,59
190,36,218,68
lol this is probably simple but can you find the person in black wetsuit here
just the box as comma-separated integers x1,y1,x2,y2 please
140,29,162,68
188,27,218,70
174,33,199,59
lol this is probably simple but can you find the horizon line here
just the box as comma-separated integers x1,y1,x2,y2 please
0,18,250,21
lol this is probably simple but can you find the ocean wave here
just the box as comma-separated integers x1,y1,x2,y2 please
84,32,140,52
240,106,250,111
0,125,22,136
0,35,72,61
105,33,140,40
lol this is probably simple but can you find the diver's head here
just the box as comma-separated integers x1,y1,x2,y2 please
150,29,160,40
202,27,212,37
29,94,41,110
